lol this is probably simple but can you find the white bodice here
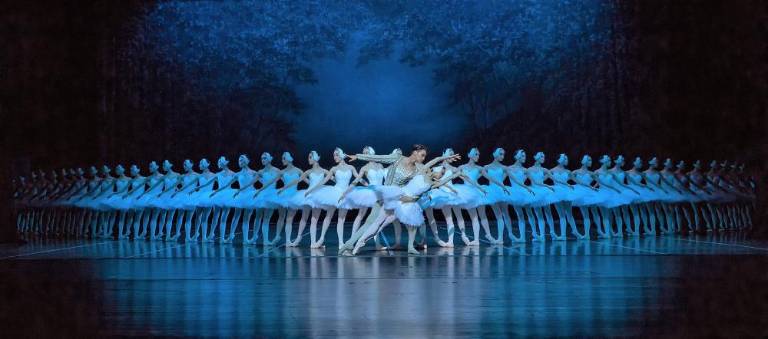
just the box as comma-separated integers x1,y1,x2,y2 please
528,167,546,185
366,167,386,185
282,168,301,187
551,170,569,184
146,175,164,194
307,171,325,187
197,173,216,193
114,177,130,191
334,169,352,189
236,170,255,188
462,166,482,183
486,166,506,186
627,171,644,185
259,169,280,189
573,171,593,185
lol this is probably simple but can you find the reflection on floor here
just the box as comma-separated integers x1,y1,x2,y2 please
1,228,767,337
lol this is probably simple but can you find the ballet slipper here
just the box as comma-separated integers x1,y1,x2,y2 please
460,233,471,246
407,246,420,255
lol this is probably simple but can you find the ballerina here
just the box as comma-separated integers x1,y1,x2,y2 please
136,161,167,240
164,160,198,241
268,152,303,246
609,156,645,236
686,160,715,231
624,158,657,236
99,165,131,239
150,160,181,241
504,150,537,242
186,159,217,241
525,152,558,241
454,148,493,246
571,155,605,239
223,155,258,244
110,164,145,239
549,154,581,240
481,148,513,245
304,148,355,248
252,152,282,246
204,156,237,242
643,157,676,234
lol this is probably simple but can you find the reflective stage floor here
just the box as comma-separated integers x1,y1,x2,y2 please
1,227,767,337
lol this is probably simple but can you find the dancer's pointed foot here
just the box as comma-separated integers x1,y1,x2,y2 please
467,240,479,246
436,239,449,247
352,241,365,255
271,235,282,245
460,233,471,246
407,246,420,255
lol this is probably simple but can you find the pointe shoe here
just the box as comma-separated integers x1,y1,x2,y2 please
467,240,480,246
436,239,448,247
461,233,471,246
408,247,420,255
352,241,365,255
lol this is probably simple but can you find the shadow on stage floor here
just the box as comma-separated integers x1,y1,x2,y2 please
1,227,767,337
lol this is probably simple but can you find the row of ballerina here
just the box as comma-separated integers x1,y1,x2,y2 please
13,146,756,252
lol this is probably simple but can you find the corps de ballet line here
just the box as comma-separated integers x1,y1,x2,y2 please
12,145,757,255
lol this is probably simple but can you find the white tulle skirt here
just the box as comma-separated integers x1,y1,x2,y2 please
341,186,379,209
375,185,425,227
453,184,484,209
528,185,558,207
306,186,344,209
420,186,462,209
571,185,602,207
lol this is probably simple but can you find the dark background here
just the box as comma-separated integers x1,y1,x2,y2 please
1,0,766,241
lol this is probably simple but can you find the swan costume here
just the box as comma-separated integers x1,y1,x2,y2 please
527,169,558,207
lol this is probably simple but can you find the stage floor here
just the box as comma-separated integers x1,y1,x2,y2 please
1,227,767,337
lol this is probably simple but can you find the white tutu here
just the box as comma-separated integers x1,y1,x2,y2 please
420,186,463,209
342,186,379,209
484,183,511,204
254,187,280,209
306,186,344,209
375,185,425,227
453,184,484,209
528,185,558,207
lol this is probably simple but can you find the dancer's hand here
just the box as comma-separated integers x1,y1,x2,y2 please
446,154,461,163
253,189,262,198
209,192,217,198
528,188,535,195
503,188,510,195
346,155,357,161
547,186,556,192
171,193,177,198
481,189,488,196
276,188,284,195
569,184,575,190
233,191,240,198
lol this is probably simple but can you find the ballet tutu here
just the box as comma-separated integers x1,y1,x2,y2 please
341,186,379,209
453,184,484,209
484,183,511,204
208,188,239,208
595,187,627,208
571,185,602,207
272,186,301,209
306,186,344,209
627,184,657,204
420,186,463,209
375,185,425,227
187,189,215,208
253,187,280,209
528,185,558,207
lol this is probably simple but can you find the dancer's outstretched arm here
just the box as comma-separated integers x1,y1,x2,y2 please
304,168,333,196
348,151,401,164
424,154,461,169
